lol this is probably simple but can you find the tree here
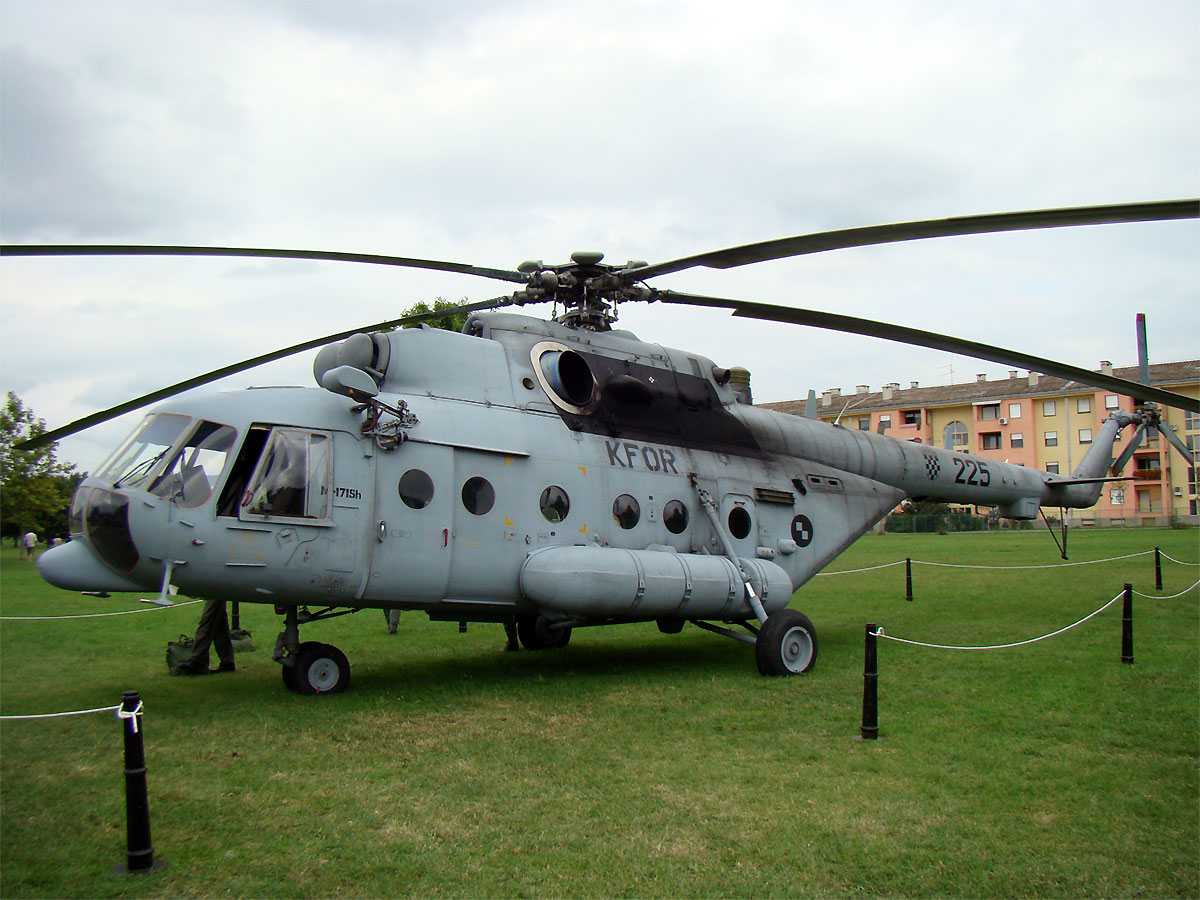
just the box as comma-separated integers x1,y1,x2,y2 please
0,392,80,541
401,297,472,333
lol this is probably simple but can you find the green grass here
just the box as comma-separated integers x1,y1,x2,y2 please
1,529,1197,898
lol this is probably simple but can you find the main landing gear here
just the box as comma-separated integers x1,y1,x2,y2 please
690,609,819,676
754,609,818,676
274,605,355,695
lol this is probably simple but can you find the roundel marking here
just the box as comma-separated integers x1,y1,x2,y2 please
790,514,815,548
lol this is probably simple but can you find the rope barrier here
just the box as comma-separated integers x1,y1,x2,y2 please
1133,578,1200,600
911,551,1153,570
0,704,121,721
0,598,203,620
817,561,906,576
819,548,1199,576
871,589,1126,651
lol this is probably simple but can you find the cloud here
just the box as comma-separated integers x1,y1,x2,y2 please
1,0,1196,472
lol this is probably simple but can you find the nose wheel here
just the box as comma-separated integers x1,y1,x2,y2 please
282,641,350,694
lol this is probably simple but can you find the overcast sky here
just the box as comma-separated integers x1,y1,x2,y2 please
2,0,1197,473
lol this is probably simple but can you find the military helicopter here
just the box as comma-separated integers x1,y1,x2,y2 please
5,199,1198,694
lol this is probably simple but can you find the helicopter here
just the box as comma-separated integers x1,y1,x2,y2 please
4,199,1198,694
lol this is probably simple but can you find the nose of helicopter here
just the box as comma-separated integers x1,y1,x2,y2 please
37,540,144,593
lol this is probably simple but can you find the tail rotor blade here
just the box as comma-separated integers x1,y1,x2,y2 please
1111,425,1147,475
1157,422,1192,461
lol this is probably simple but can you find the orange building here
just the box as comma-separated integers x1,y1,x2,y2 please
761,361,1200,525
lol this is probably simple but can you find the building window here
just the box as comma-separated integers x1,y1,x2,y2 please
1011,433,1024,448
1045,431,1058,447
1046,462,1060,474
1188,467,1198,494
1105,394,1120,410
1043,401,1057,416
980,432,1001,450
943,421,968,450
857,417,871,431
1008,403,1022,419
1185,410,1200,431
879,415,892,431
1078,428,1093,444
978,404,1000,421
1077,397,1091,414
902,409,922,426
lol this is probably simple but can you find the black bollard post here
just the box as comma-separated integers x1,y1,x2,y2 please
118,691,155,874
231,600,241,631
1121,584,1134,665
861,624,879,740
1154,548,1163,591
905,558,913,602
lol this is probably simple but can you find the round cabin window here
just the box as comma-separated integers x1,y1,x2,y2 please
539,486,570,522
612,494,640,529
398,469,434,509
663,500,689,535
728,506,752,540
461,477,495,516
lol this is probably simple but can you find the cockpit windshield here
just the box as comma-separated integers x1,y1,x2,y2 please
149,421,238,508
98,414,191,488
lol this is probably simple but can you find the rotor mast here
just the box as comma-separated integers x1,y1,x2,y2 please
516,251,652,330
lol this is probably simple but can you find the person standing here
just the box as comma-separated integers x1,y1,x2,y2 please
21,531,37,561
178,598,236,675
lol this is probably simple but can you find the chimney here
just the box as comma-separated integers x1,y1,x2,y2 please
882,384,893,401
1008,370,1018,379
910,381,919,390
821,388,841,408
976,373,987,383
1100,360,1113,376
1028,371,1039,387
856,384,869,395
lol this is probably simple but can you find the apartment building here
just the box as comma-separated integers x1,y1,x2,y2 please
760,361,1200,524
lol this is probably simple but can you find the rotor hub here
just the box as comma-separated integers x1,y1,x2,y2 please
514,251,652,330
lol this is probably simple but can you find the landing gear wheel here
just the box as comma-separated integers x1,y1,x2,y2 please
755,610,818,676
516,614,572,650
285,641,350,694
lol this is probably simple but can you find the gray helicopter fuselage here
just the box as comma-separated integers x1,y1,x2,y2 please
41,311,1120,627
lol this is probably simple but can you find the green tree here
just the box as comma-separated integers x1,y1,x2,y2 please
0,392,80,541
401,297,471,333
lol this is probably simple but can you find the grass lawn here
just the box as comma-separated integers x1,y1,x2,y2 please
1,528,1197,898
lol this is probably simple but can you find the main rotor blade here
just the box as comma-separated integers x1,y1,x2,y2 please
16,294,521,451
630,199,1199,281
0,244,530,285
653,290,1200,414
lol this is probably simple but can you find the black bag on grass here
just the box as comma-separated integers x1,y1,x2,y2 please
166,634,195,675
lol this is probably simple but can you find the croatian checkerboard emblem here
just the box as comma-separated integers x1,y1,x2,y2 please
923,451,941,480
790,514,814,548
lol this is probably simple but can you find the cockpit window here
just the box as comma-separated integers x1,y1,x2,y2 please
98,413,190,488
242,429,331,521
149,421,238,509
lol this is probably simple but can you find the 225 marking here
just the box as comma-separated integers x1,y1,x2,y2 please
951,457,991,488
